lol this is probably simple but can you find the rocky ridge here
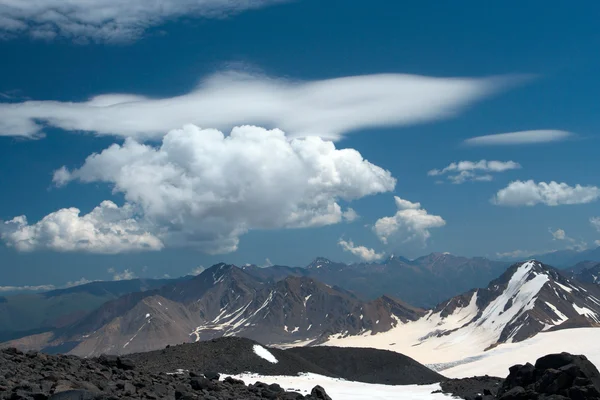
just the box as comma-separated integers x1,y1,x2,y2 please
0,346,331,400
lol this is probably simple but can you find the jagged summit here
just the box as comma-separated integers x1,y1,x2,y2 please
306,257,334,269
421,259,600,349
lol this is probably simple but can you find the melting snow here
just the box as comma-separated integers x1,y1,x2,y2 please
573,304,599,321
544,302,568,325
253,345,279,364
304,295,312,307
555,282,573,293
221,373,450,399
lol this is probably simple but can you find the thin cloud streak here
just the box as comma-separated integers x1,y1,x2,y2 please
464,130,573,146
0,71,522,141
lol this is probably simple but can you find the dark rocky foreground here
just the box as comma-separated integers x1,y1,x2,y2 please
0,347,331,400
441,352,600,400
128,337,444,385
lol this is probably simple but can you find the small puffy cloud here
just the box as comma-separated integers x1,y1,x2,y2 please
338,239,384,262
373,196,446,246
495,249,538,260
0,0,287,43
65,278,94,287
428,160,521,184
0,201,164,253
595,240,600,247
342,208,359,222
550,228,566,240
548,228,587,251
189,266,206,276
591,217,600,232
464,130,573,146
261,258,274,268
10,125,394,254
492,180,600,207
110,268,136,281
0,71,518,141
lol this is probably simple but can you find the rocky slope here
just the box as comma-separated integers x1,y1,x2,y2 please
128,337,444,386
0,345,332,400
573,262,600,285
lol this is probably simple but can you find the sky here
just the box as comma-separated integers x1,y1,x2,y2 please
1,0,600,288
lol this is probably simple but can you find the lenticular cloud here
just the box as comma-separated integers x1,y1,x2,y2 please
1,125,397,254
0,71,514,141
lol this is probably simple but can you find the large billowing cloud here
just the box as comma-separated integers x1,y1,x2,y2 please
0,0,288,42
428,160,521,184
464,130,573,146
3,125,396,254
338,239,384,262
373,196,445,246
492,180,600,206
0,71,516,141
0,201,163,253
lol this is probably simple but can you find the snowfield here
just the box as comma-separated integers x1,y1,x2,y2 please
324,261,597,367
222,373,452,400
443,327,600,378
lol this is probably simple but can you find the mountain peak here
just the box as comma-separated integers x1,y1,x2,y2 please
306,257,333,269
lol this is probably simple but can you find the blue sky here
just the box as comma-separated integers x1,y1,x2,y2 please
1,0,600,288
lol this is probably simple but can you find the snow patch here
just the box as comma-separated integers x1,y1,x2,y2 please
253,345,278,364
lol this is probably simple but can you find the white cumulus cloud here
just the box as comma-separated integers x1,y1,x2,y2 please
0,0,288,42
0,201,163,253
109,268,136,281
373,196,445,246
492,180,600,206
0,70,518,141
6,125,395,254
464,130,573,146
428,160,521,184
550,228,566,240
338,239,384,262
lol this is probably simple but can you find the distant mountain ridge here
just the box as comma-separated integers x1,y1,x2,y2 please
0,277,185,343
251,252,510,308
502,246,600,268
2,264,426,356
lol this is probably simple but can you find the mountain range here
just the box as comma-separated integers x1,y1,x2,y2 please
3,263,425,356
3,254,600,361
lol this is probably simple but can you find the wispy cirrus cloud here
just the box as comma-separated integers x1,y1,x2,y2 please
0,0,289,43
428,160,521,184
0,71,521,141
492,180,600,206
464,130,574,146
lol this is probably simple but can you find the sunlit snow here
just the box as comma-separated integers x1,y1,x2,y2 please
253,345,279,364
221,373,451,400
